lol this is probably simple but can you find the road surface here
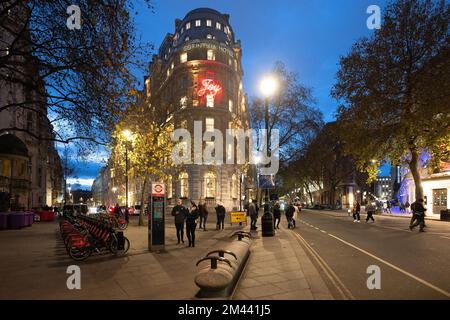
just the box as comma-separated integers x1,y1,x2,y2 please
291,209,450,300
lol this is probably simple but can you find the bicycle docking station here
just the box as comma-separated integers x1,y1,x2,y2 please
194,231,252,298
148,183,166,252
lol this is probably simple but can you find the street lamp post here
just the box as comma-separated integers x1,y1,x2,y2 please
122,130,132,209
259,75,278,204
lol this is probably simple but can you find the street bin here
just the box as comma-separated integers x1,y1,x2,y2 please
261,212,275,237
440,209,450,221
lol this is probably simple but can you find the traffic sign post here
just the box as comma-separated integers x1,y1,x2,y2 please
148,183,166,252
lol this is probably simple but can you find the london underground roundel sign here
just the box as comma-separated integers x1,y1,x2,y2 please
152,183,165,197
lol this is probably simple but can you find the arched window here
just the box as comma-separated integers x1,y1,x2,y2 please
180,172,189,198
231,174,238,199
204,172,216,199
167,175,173,199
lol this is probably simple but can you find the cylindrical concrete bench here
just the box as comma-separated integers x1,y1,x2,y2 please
195,231,252,298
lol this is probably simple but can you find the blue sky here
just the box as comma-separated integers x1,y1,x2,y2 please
71,0,390,189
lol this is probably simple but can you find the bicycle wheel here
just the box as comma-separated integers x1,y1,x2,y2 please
109,234,130,256
68,247,91,261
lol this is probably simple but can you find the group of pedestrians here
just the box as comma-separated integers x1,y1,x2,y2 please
248,199,299,231
351,198,427,232
171,199,227,247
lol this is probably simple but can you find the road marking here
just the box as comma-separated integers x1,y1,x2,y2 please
327,233,450,298
292,231,355,300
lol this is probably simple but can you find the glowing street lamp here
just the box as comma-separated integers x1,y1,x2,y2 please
259,76,279,98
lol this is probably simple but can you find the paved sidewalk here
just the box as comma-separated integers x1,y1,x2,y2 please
0,215,245,299
233,225,333,300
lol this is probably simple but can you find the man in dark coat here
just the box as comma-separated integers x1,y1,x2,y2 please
171,199,186,244
285,202,295,229
215,203,226,230
409,198,426,232
248,201,258,230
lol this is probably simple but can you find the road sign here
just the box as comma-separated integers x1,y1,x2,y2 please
231,211,247,224
151,183,165,197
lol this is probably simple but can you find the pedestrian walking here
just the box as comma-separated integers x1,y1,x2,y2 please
124,207,130,223
215,202,226,230
409,198,426,232
248,200,258,230
405,201,411,213
365,201,375,223
273,201,281,229
199,201,209,231
198,200,206,230
353,201,361,222
113,203,121,218
285,202,295,229
186,201,199,247
171,199,186,244
386,200,392,214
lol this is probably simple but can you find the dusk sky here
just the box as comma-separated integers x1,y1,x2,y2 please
70,0,390,189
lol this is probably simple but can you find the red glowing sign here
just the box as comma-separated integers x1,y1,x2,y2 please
197,79,222,98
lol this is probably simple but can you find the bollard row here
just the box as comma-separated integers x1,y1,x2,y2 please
194,231,252,298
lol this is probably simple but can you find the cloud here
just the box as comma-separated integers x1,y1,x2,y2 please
67,178,95,189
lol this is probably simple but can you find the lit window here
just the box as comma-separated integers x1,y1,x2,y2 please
206,118,214,131
206,34,213,39
216,22,221,30
180,52,187,63
171,62,174,70
180,172,189,198
167,69,170,77
207,49,215,61
195,20,201,27
180,96,188,108
206,19,212,27
228,100,233,112
186,22,191,30
206,94,214,108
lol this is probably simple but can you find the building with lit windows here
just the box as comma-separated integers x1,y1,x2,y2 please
144,8,251,210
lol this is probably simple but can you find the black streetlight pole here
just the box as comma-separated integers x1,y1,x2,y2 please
264,96,270,204
125,143,129,209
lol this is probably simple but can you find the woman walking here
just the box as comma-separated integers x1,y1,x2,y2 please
186,201,199,247
353,201,361,222
273,202,281,229
171,199,186,244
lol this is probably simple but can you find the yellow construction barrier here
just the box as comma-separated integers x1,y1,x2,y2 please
230,211,247,225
